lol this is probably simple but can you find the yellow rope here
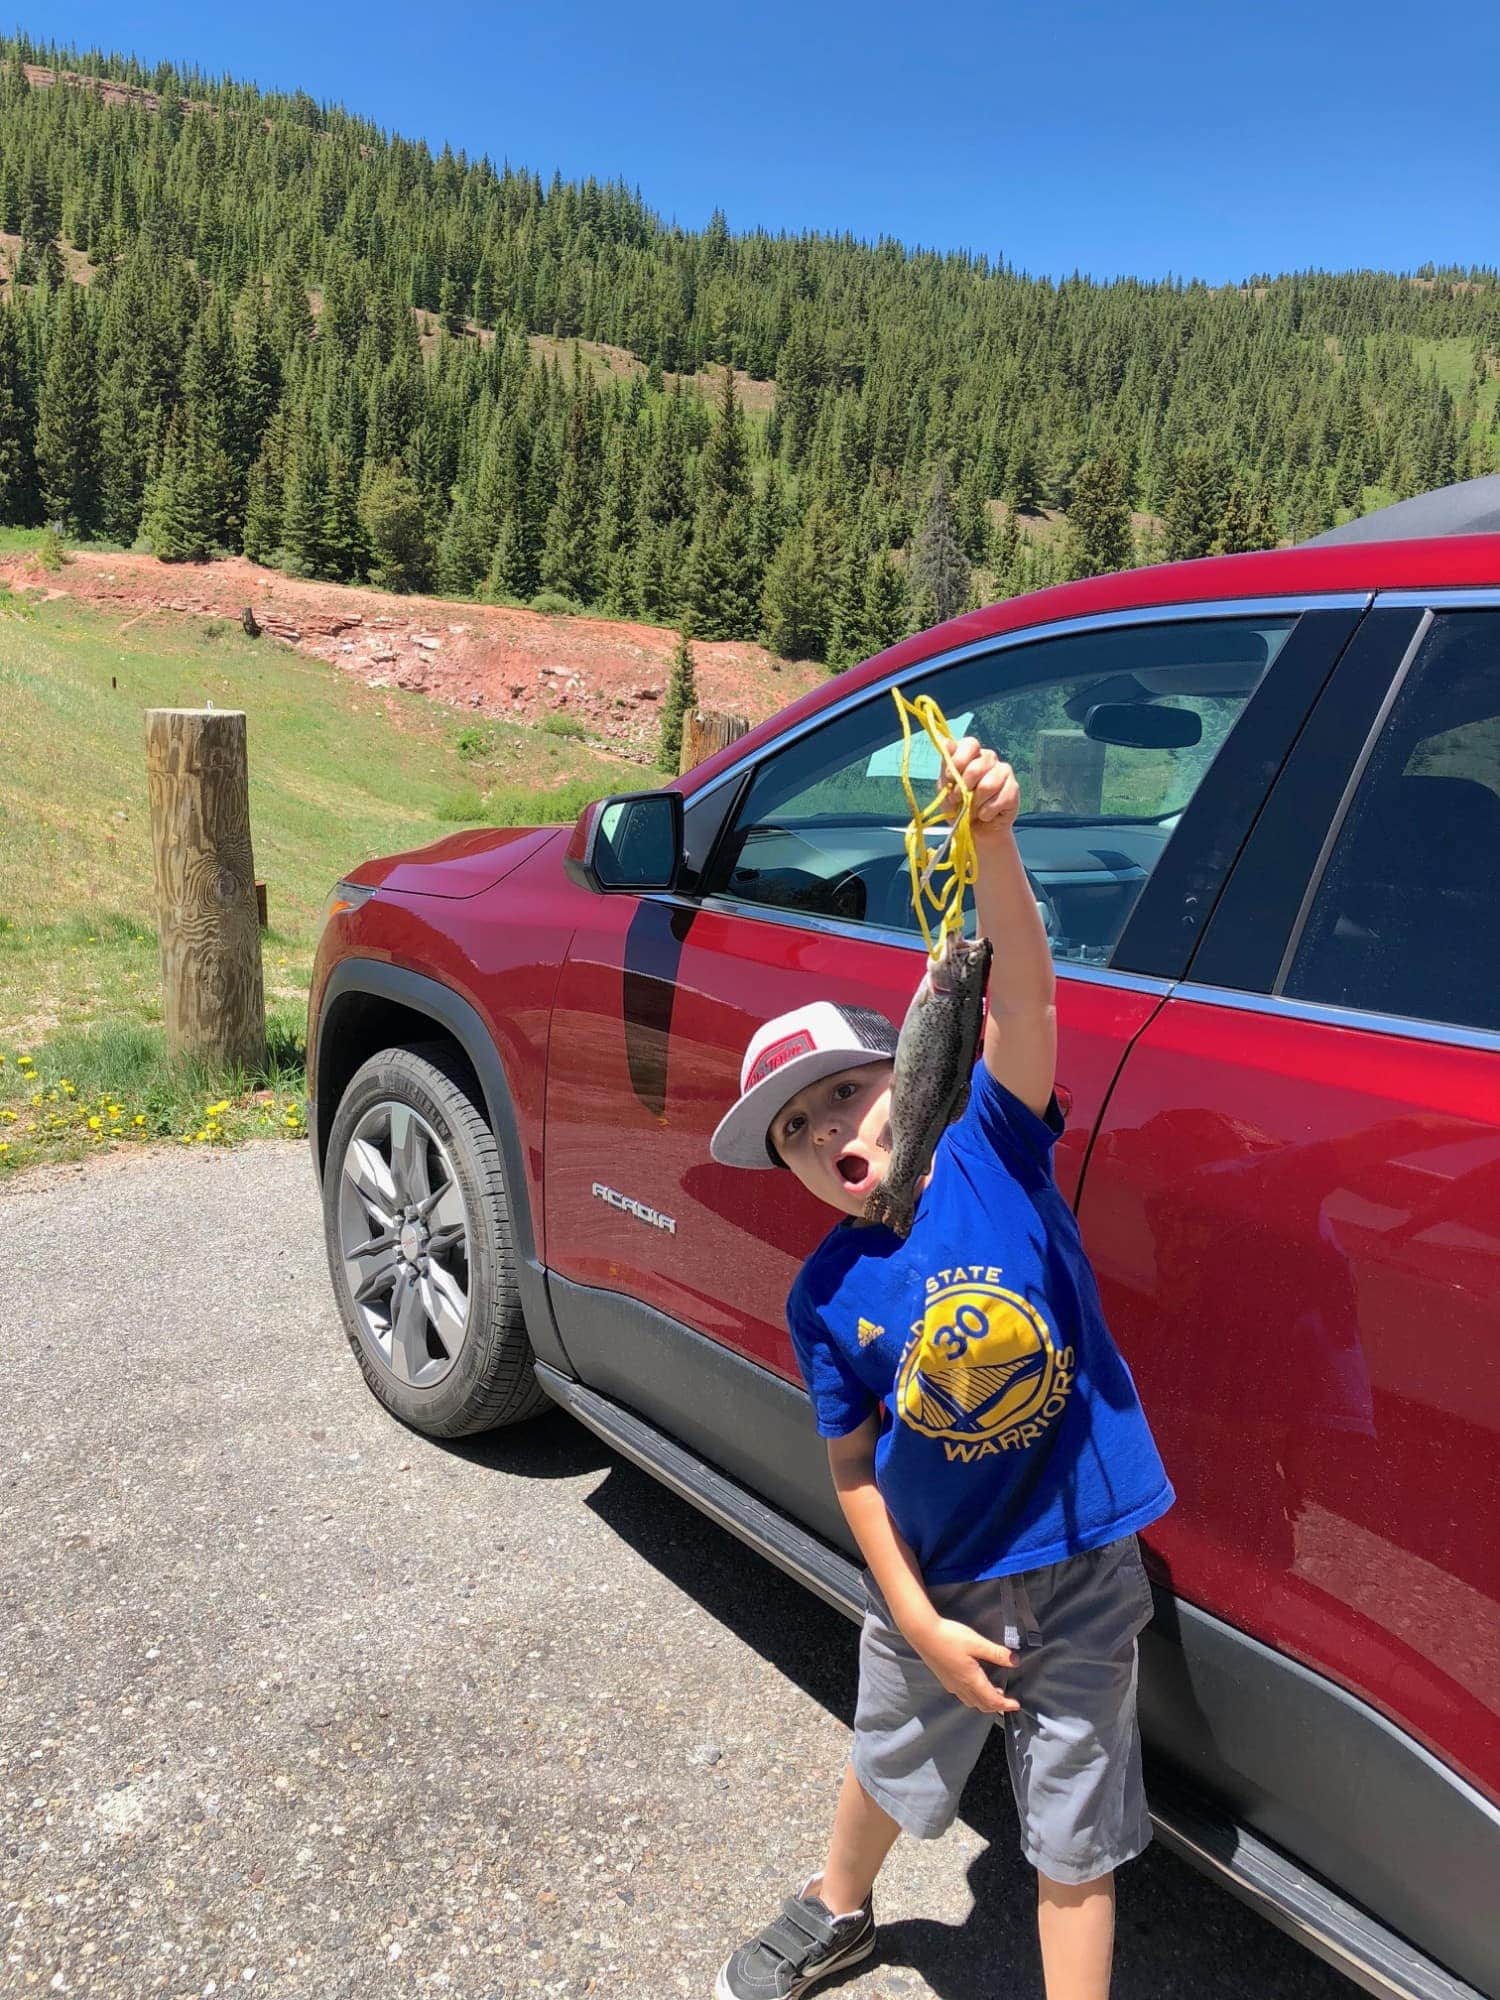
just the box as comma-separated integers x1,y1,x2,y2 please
891,687,978,961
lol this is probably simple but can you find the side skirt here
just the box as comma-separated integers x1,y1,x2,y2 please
534,1364,1485,2000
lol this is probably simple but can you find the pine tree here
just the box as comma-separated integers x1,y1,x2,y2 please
35,284,99,534
990,507,1022,597
1064,451,1133,578
141,408,214,561
687,367,756,637
860,551,907,656
762,502,836,660
659,622,698,771
320,446,365,581
1163,446,1226,562
279,441,326,577
242,445,282,564
824,538,868,672
542,395,598,603
0,309,35,523
906,466,969,629
436,488,486,594
361,461,433,593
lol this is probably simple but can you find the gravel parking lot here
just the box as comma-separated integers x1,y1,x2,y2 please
1,1143,1356,1999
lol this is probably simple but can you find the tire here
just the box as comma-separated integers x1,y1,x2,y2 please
321,1041,550,1436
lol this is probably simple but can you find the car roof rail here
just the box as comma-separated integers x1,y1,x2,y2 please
1302,473,1500,546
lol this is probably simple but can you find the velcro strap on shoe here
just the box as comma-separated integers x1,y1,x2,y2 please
752,1908,826,1971
781,1896,837,1948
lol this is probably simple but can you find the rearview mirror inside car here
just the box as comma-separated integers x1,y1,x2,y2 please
563,791,684,894
1084,702,1203,749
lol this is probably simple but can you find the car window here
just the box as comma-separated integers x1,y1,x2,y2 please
705,616,1294,966
1283,610,1500,1034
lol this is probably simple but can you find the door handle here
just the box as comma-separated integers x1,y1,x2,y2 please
1055,1083,1074,1118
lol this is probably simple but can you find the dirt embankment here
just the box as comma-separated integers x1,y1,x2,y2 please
1,550,825,758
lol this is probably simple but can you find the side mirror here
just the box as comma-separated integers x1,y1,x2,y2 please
1084,702,1203,749
564,790,684,894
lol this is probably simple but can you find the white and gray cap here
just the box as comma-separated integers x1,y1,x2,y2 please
710,1000,897,1170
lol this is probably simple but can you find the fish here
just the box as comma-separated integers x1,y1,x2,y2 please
864,930,992,1237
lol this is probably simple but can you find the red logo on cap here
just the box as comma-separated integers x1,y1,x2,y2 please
747,1029,816,1090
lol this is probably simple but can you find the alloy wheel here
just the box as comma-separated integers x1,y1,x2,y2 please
337,1100,472,1389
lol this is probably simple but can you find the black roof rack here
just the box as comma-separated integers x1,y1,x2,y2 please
1302,475,1500,546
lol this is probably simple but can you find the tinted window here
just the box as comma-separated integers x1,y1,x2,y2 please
1284,610,1500,1034
708,617,1293,966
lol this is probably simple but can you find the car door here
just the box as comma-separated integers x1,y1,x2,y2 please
542,601,1361,1543
1076,600,1500,1995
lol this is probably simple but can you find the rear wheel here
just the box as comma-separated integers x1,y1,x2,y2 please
322,1041,549,1436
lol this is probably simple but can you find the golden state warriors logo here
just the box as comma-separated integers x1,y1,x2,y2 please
895,1266,1074,1461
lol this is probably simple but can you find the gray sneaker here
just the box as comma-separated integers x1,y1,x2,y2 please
714,1876,876,1999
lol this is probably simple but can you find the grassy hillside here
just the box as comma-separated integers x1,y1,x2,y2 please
0,585,657,1171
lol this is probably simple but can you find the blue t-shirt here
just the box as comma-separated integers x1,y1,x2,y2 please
786,1061,1173,1583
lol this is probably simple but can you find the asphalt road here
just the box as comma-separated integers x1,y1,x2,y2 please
1,1143,1357,2000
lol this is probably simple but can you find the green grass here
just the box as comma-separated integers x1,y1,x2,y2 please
0,595,661,1173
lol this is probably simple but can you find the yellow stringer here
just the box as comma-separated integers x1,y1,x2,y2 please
891,687,978,962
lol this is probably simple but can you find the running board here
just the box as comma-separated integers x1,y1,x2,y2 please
533,1366,1481,2000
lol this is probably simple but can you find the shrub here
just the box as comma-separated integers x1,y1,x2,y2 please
435,787,487,823
36,527,67,572
529,590,581,617
454,724,497,761
541,713,589,740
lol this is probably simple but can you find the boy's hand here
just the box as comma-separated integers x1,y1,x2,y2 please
939,737,1020,840
910,1616,1019,1714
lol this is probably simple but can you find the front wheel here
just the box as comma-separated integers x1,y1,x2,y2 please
322,1041,549,1436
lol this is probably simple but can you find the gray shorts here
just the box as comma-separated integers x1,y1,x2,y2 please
852,1534,1155,1884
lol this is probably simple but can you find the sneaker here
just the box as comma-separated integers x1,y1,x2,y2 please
714,1875,876,1999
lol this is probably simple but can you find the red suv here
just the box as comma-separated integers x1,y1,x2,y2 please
309,485,1500,2000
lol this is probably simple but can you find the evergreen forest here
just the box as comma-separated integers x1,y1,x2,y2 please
3,34,1499,665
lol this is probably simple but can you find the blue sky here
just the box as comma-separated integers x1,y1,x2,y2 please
34,0,1500,283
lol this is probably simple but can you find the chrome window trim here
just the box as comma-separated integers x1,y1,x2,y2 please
680,592,1372,813
667,593,1370,977
1375,586,1500,610
1271,611,1434,993
1176,982,1500,1056
676,890,1171,996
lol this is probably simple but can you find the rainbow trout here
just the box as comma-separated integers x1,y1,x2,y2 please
864,931,992,1237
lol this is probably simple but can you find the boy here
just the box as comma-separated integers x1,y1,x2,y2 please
708,736,1173,2000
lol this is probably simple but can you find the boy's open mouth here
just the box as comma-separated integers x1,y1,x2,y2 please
836,1150,872,1191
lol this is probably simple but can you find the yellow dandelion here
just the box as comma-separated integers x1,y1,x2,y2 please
0,1141,9,1153
195,1129,209,1142
0,1109,14,1121
133,1114,146,1127
205,1100,231,1117
87,1115,102,1130
29,1093,41,1106
17,1054,33,1068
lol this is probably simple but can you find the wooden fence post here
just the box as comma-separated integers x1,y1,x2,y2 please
1033,728,1105,815
145,708,266,1073
679,708,750,775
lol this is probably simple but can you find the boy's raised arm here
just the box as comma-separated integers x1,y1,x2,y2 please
945,737,1057,1117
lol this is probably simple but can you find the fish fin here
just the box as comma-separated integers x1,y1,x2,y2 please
864,1181,913,1237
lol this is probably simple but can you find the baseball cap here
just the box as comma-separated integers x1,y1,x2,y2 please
710,1000,898,1170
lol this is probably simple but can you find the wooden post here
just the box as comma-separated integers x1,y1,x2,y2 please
145,708,266,1072
679,708,750,775
1033,728,1105,815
